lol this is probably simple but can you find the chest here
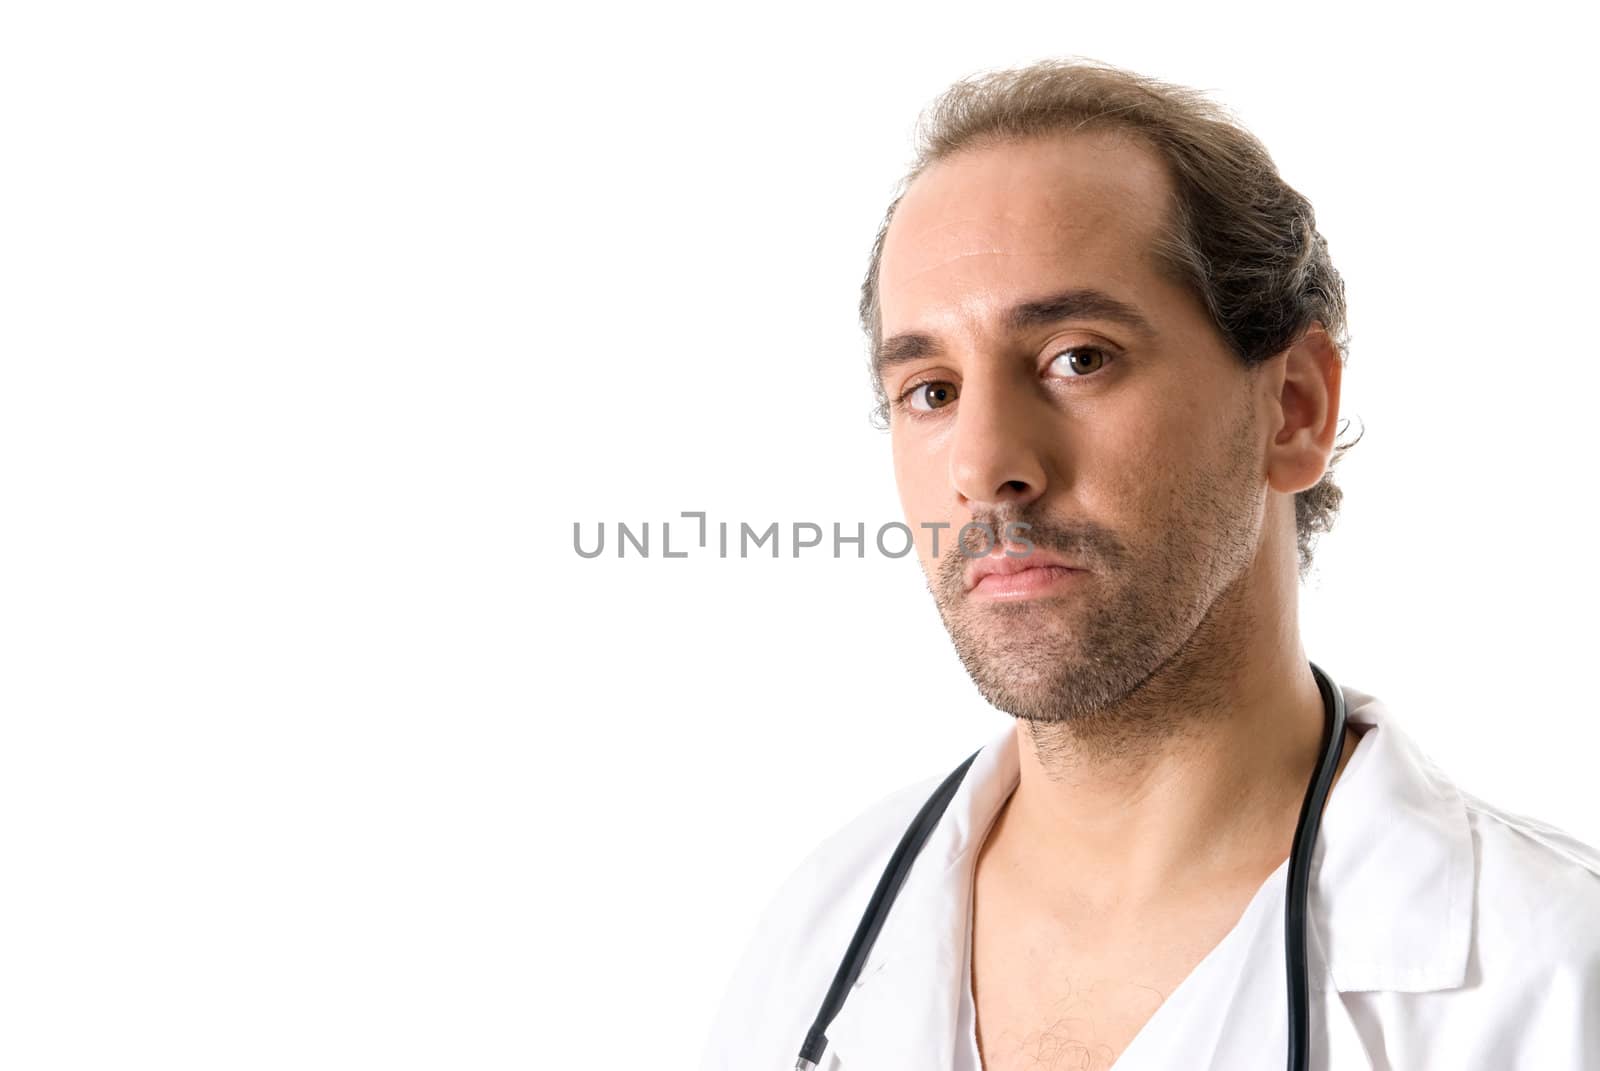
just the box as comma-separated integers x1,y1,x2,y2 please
967,881,1262,1071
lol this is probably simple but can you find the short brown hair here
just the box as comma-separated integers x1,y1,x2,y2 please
860,58,1361,578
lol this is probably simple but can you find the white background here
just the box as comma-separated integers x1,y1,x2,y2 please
2,1,1596,1068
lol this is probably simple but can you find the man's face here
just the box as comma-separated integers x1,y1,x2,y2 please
877,130,1271,729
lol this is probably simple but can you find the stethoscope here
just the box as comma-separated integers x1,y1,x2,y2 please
795,661,1348,1071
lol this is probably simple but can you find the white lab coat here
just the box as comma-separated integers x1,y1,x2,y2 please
700,684,1600,1070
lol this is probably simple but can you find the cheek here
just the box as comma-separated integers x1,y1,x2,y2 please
1127,393,1254,541
1079,393,1197,527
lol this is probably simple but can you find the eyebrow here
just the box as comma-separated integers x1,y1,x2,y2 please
874,287,1157,377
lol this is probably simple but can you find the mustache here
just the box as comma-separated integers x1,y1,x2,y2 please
933,509,1123,593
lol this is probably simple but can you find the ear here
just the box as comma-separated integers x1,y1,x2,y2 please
1264,322,1342,496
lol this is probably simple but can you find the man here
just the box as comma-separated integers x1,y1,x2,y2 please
700,59,1600,1070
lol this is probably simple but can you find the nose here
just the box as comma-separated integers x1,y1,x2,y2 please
947,377,1048,515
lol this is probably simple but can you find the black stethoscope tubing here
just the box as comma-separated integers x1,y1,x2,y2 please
795,661,1348,1071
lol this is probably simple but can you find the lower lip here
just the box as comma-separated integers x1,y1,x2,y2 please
969,566,1087,600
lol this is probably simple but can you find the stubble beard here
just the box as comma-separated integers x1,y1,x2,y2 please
927,406,1265,767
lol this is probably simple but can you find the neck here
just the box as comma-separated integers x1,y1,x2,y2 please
984,554,1359,914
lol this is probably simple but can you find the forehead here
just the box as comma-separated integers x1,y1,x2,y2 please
878,130,1177,329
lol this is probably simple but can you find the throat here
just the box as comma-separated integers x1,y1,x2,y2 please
995,691,1360,907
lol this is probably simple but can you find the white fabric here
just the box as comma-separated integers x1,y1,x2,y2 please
699,683,1600,1070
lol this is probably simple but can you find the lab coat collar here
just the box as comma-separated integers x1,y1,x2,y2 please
1312,683,1474,993
825,682,1475,1069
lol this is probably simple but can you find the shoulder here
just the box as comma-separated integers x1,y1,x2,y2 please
776,768,950,926
734,767,948,992
1461,790,1600,959
1356,791,1600,1065
697,768,947,1071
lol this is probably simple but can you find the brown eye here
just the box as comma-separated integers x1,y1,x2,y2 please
907,381,959,412
1049,346,1111,377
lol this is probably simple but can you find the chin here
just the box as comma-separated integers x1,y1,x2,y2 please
957,641,1082,707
